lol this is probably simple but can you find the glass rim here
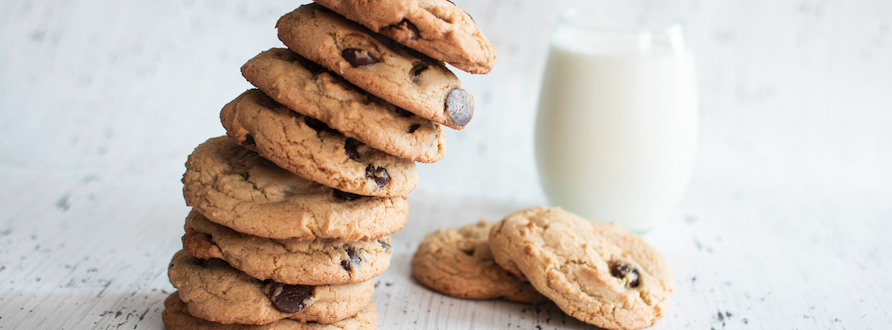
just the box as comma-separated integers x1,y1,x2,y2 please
557,8,686,35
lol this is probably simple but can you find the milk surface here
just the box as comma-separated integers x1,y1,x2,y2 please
534,38,699,232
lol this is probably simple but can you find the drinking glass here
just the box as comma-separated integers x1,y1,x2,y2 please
534,10,699,232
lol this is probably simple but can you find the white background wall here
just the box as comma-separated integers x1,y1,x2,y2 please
1,0,890,206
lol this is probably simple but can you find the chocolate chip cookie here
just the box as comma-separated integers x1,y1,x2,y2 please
182,136,407,241
411,219,545,303
183,210,392,285
163,291,378,330
220,89,419,197
277,4,475,130
488,207,674,330
242,48,446,163
313,0,496,74
168,250,374,325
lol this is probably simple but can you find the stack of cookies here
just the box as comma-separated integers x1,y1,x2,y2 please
162,1,495,329
412,207,675,330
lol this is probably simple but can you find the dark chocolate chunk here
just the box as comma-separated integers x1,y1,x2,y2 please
410,62,429,83
342,49,378,67
393,19,420,40
303,117,335,133
344,138,362,160
395,107,415,117
332,189,363,201
242,133,256,146
408,124,421,133
378,238,391,251
610,261,641,288
267,283,313,314
200,258,229,269
365,165,390,188
445,88,474,126
340,247,362,272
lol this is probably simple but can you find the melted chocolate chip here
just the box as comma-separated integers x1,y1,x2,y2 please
340,247,362,272
408,124,421,133
267,282,313,314
332,189,363,201
395,107,415,117
303,117,335,133
445,88,474,126
378,238,391,251
365,165,390,188
394,19,419,40
201,258,228,269
610,261,641,288
242,133,256,146
344,138,362,160
342,49,378,67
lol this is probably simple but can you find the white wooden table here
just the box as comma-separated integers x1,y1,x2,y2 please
1,171,890,329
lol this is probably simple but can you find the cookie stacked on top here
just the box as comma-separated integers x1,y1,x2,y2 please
162,1,495,329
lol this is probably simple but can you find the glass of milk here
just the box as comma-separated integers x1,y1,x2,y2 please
534,10,699,232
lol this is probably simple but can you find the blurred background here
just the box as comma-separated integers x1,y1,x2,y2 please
1,0,890,207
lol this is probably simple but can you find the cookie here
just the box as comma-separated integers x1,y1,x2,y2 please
488,207,674,330
411,219,545,303
313,0,496,74
242,48,446,163
220,89,419,197
183,210,393,286
277,4,475,130
182,136,407,241
162,291,378,330
168,250,375,325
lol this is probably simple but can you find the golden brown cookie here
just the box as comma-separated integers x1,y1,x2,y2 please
277,4,475,130
183,211,392,285
313,0,497,74
167,250,374,325
411,219,545,303
488,207,674,330
182,136,407,241
221,89,419,197
162,291,378,330
242,48,446,163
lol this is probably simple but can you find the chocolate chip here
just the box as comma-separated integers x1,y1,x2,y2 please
445,88,473,126
378,238,391,251
395,107,415,117
332,189,363,201
408,124,421,133
410,62,429,83
200,258,228,269
303,117,335,133
340,247,361,272
344,138,362,160
393,19,419,40
610,261,640,288
242,133,256,146
365,165,390,188
267,282,313,314
342,49,377,67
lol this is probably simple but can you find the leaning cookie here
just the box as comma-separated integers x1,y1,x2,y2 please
242,48,445,163
182,136,407,241
411,220,545,303
163,292,378,330
183,210,392,286
220,89,419,198
313,0,497,74
277,4,475,130
488,207,674,330
168,250,374,325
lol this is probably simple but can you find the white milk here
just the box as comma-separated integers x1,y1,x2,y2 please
534,31,699,232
